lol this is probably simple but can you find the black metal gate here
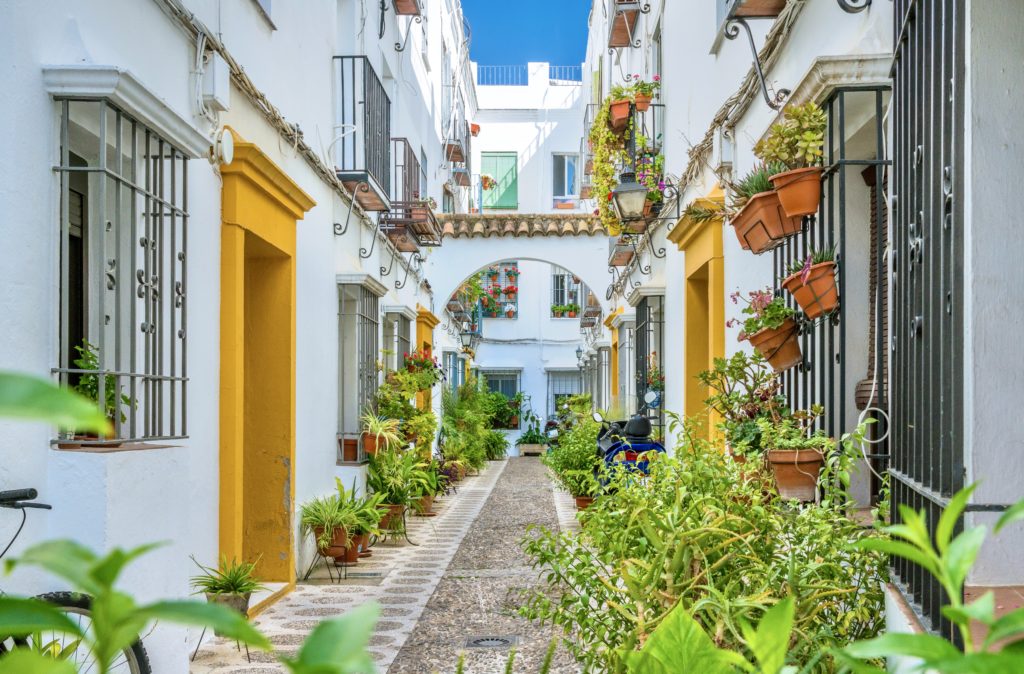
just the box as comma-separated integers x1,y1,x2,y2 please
890,0,966,640
634,295,664,433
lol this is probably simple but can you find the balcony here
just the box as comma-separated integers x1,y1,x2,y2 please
333,56,392,212
393,0,422,16
580,103,598,177
380,138,442,252
444,102,472,186
608,0,644,49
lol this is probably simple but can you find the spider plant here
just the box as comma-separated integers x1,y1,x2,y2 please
190,555,267,596
361,411,403,451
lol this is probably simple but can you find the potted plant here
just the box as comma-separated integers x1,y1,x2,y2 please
552,304,565,318
782,247,839,319
607,84,632,131
758,411,832,502
503,284,518,302
643,352,665,402
729,289,801,372
367,449,429,531
508,392,524,428
565,303,579,318
336,480,384,562
299,494,352,559
631,74,661,112
515,426,548,456
470,122,481,136
190,556,267,628
413,465,441,517
58,339,134,447
728,162,803,254
481,174,497,191
504,303,516,319
754,102,827,218
361,412,402,456
487,265,500,282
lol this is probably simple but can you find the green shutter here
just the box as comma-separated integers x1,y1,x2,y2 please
482,152,518,209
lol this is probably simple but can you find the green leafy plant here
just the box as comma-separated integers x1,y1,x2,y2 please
70,340,134,426
189,556,267,596
0,371,110,434
299,494,353,550
515,427,548,447
542,416,601,497
483,429,509,460
367,449,429,507
728,288,796,338
839,484,1024,672
698,351,785,456
785,247,836,284
630,74,661,98
590,97,630,234
754,102,827,170
731,162,789,209
361,412,403,451
336,479,386,537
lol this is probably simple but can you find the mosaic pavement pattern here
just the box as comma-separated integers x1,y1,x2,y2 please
190,460,507,673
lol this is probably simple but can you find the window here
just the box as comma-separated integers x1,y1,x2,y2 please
54,99,188,443
482,260,519,319
481,152,518,209
442,44,453,126
382,312,412,371
635,296,664,431
552,154,578,198
250,0,276,28
547,371,581,416
420,147,428,199
443,189,455,214
442,351,459,391
550,266,581,316
483,371,520,399
338,284,379,463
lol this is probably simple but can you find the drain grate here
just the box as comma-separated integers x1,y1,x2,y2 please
464,635,519,649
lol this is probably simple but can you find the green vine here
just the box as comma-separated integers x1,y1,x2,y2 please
589,99,627,235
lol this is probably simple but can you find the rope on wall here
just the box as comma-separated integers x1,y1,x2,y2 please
153,0,425,287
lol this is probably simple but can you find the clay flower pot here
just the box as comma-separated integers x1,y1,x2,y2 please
313,526,348,559
574,496,595,510
415,494,436,517
206,592,252,633
337,537,362,564
505,292,517,302
608,99,631,131
505,310,515,318
354,532,372,558
634,93,652,112
471,123,481,136
362,433,379,456
567,311,577,318
770,167,824,218
747,318,802,372
782,261,839,319
379,504,406,530
731,191,803,254
553,311,564,318
766,448,824,501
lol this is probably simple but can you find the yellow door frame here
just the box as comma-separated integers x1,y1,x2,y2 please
220,131,315,585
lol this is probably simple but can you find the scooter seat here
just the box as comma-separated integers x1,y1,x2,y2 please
623,416,651,439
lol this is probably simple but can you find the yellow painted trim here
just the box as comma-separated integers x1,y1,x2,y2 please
247,581,295,619
220,131,313,584
415,306,441,410
604,307,623,408
667,186,725,250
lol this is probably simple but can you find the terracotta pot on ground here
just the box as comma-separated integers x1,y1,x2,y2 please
574,496,595,510
354,532,372,557
313,526,348,559
634,93,652,112
379,504,406,530
770,167,824,218
731,191,804,254
206,593,252,632
747,318,802,372
782,261,839,319
766,448,824,501
336,538,361,564
415,494,436,517
608,99,631,131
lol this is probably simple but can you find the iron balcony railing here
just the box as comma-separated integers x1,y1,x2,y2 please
381,138,442,250
476,65,583,87
333,56,391,208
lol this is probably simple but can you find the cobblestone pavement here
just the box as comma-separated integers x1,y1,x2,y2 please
387,456,581,674
190,460,507,673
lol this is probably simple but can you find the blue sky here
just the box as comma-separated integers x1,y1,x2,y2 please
461,0,592,66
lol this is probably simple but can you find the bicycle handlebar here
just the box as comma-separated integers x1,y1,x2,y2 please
0,489,38,503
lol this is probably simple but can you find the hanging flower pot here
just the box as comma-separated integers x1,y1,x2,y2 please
362,433,379,456
505,309,515,318
766,448,824,501
770,167,824,218
470,123,481,137
634,92,652,112
730,191,803,254
782,261,839,319
747,318,802,372
608,99,631,132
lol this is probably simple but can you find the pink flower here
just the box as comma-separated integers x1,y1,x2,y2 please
653,75,661,82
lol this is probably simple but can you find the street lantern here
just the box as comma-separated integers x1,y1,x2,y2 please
460,330,474,349
575,346,584,361
611,171,648,221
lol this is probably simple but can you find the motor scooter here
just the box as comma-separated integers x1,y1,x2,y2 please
592,391,666,476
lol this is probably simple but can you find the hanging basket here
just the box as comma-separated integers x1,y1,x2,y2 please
782,261,839,319
766,448,824,502
747,318,802,372
730,191,804,254
770,167,824,218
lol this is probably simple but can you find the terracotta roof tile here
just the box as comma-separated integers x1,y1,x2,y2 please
437,214,604,239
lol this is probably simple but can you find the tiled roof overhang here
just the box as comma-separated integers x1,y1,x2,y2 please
438,214,604,238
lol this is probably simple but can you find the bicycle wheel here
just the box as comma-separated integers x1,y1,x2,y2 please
0,592,152,673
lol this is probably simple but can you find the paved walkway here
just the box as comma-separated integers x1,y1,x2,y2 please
191,457,580,673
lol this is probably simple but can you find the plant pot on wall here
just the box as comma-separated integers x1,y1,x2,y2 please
747,318,802,372
505,309,515,318
770,167,824,218
766,448,824,501
782,262,839,319
634,93,652,112
339,437,359,462
731,191,803,254
567,311,577,318
471,123,481,136
362,433,379,456
608,99,631,132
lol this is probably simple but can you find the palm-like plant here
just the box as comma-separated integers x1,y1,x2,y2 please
190,556,267,596
361,410,403,452
299,494,355,550
367,449,430,507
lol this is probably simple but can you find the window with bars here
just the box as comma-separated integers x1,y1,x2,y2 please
482,369,521,429
382,313,412,370
53,99,188,444
338,284,379,463
550,266,581,317
482,260,519,319
635,296,664,430
552,153,578,199
547,370,581,416
442,351,461,391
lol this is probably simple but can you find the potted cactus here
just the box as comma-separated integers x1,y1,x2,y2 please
754,102,827,218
